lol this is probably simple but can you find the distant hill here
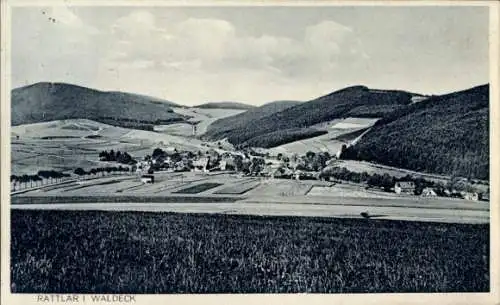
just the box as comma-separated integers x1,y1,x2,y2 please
340,84,489,180
204,86,417,148
204,100,302,140
11,82,185,130
107,91,180,107
193,102,256,110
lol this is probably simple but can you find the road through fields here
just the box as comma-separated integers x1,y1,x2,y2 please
10,200,489,224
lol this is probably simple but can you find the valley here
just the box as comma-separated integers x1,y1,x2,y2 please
9,82,490,226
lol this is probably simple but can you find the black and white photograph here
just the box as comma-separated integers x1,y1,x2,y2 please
2,0,499,303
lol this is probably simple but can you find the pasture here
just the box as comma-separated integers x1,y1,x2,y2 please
267,117,379,155
10,119,211,175
307,184,402,199
10,210,489,293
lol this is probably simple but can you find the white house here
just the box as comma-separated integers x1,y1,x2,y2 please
394,181,416,195
421,187,437,197
140,174,154,184
461,192,479,201
193,157,210,172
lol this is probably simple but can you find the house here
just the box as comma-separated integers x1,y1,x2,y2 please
394,181,416,195
219,155,236,171
461,192,479,201
205,149,220,160
421,187,437,197
140,174,154,184
271,167,293,179
294,170,316,180
193,157,210,172
480,192,490,202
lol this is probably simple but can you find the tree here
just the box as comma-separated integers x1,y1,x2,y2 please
381,173,395,191
11,175,18,190
306,151,316,160
249,157,265,174
367,174,382,188
19,174,29,189
117,152,133,164
74,168,86,177
152,148,165,159
109,150,116,161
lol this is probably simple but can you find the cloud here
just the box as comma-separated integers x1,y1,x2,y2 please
12,6,101,87
13,7,368,104
94,10,367,103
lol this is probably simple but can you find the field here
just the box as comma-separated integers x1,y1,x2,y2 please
10,210,489,293
173,182,224,194
15,172,261,197
10,119,210,174
307,184,402,199
266,117,379,155
213,180,260,195
247,179,316,197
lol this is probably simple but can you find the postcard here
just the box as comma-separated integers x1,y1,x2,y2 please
1,1,498,304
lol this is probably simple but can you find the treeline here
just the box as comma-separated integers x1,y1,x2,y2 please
99,150,136,164
74,166,132,176
236,128,328,149
344,104,405,118
340,85,489,180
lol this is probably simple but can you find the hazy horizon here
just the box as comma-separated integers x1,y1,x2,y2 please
12,6,489,106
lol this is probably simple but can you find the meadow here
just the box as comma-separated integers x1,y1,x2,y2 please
11,210,489,293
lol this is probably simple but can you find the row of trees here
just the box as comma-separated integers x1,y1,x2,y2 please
319,167,482,195
11,170,71,190
99,150,136,165
74,166,133,177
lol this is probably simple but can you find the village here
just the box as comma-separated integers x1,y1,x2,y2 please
110,145,488,202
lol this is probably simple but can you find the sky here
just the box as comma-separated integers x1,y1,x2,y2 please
11,5,489,106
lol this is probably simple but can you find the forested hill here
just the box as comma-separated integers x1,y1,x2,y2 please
11,82,184,130
204,100,302,140
204,86,418,147
340,84,489,180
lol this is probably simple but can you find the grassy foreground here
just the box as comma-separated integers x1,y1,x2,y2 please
11,210,489,293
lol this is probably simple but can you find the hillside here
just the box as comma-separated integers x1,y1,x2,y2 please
193,102,256,110
204,86,416,148
11,82,185,130
204,100,302,140
340,84,489,180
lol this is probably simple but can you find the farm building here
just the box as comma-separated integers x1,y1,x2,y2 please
394,181,416,195
219,155,236,170
480,192,490,201
294,170,317,180
140,175,154,184
193,157,209,172
421,187,437,197
461,192,480,201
